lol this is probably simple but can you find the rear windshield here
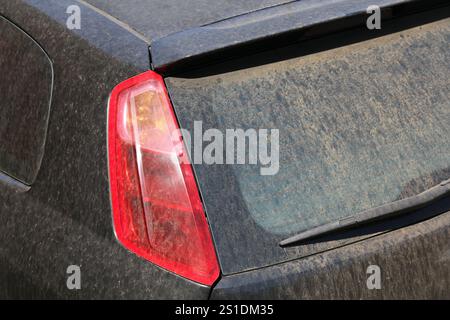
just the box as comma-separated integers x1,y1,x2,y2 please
166,16,450,272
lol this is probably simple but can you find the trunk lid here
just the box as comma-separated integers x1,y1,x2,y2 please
164,9,450,275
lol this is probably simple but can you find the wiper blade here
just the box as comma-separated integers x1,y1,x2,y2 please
280,179,450,247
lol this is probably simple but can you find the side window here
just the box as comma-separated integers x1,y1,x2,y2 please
0,16,53,187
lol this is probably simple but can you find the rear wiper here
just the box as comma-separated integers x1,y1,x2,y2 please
280,178,450,247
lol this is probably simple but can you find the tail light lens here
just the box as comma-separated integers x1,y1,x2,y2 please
108,71,219,285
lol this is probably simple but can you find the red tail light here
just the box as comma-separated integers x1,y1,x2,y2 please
108,71,219,285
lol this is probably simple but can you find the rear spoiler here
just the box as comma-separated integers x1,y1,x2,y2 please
150,0,448,75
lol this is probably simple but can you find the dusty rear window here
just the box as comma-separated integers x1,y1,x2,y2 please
167,17,450,236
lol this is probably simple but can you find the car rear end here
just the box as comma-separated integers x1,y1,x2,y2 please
0,0,449,299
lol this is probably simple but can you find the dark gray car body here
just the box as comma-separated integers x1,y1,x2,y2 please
0,0,449,299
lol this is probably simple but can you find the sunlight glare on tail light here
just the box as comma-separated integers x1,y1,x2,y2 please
108,71,220,285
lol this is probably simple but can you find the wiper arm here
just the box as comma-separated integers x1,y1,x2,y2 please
280,179,450,247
